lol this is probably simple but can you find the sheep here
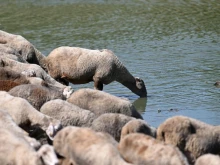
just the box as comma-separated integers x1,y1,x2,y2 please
156,115,220,164
195,154,220,165
0,67,73,98
37,144,59,165
118,133,189,165
90,113,135,141
120,119,157,140
42,46,147,97
0,43,27,62
0,67,46,86
0,91,62,140
40,99,96,127
0,57,73,93
9,84,66,110
0,30,46,66
67,88,143,119
0,128,58,165
0,108,41,149
0,67,31,84
53,126,132,165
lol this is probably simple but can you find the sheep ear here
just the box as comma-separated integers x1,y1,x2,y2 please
135,77,141,82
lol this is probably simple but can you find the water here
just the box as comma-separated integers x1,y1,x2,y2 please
1,0,219,127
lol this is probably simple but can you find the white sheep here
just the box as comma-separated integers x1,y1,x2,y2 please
42,46,147,97
0,30,46,66
8,84,66,110
53,126,132,165
67,88,143,119
0,91,62,140
40,99,96,127
0,128,58,165
0,108,41,149
118,133,189,165
90,113,135,141
157,115,220,164
0,43,27,62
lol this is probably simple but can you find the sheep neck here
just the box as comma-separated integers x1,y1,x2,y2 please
34,47,46,67
115,66,136,91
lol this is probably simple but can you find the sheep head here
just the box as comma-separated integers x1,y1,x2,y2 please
37,144,59,165
63,86,74,99
46,119,62,140
132,77,147,98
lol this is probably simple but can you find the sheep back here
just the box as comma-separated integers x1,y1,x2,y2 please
0,30,46,66
118,133,189,165
91,113,135,142
9,84,65,110
67,88,143,119
157,115,220,164
0,128,44,165
40,99,96,127
44,47,122,85
0,91,62,140
53,126,130,165
121,119,157,140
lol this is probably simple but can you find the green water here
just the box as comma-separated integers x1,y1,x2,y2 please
1,0,219,127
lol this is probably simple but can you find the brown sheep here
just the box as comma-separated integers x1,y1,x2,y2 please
53,126,132,165
9,84,66,110
118,133,189,165
0,128,58,165
157,116,220,164
67,88,143,119
120,119,157,140
40,99,96,127
42,46,147,97
195,154,220,165
0,91,62,140
0,30,46,66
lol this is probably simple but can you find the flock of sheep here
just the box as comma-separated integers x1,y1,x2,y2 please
0,30,219,165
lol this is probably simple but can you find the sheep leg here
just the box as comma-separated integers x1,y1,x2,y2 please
93,76,103,90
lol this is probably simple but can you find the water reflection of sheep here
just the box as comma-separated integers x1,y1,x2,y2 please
132,97,147,114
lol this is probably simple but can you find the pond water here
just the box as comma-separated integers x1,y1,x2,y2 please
1,0,219,127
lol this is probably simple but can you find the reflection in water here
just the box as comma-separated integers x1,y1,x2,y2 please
132,97,147,114
0,0,219,127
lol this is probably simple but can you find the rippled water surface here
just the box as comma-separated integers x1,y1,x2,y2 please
1,0,219,127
